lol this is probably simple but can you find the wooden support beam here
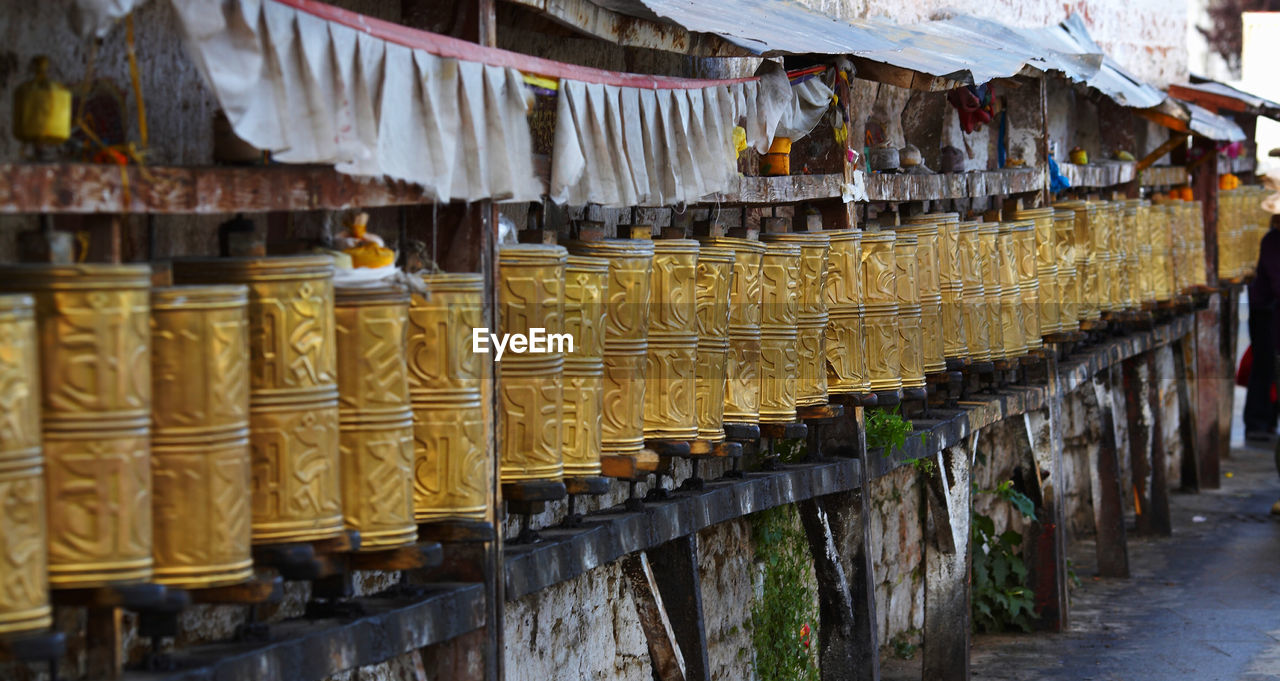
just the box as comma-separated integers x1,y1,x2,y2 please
923,444,971,681
1122,356,1157,535
1219,287,1242,462
622,552,687,681
1173,334,1203,492
1144,351,1173,535
1025,404,1069,630
86,607,124,680
646,536,711,681
1136,133,1190,172
1090,374,1130,578
1194,295,1223,489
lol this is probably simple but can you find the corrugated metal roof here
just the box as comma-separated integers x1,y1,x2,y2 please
1175,79,1280,120
586,1,1165,108
1183,101,1247,142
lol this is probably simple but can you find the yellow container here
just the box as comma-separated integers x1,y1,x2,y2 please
174,256,342,545
862,231,901,392
150,285,253,587
762,136,792,176
497,244,567,481
563,256,609,475
408,274,489,521
644,240,699,441
0,294,51,633
693,247,735,442
762,231,831,406
759,241,801,423
334,285,416,550
0,265,154,586
12,56,71,145
571,239,654,452
823,230,870,394
698,236,765,424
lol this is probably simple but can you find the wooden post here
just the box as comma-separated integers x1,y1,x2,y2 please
1025,351,1068,630
622,553,687,681
1173,333,1202,492
646,536,710,681
922,445,971,681
1122,356,1157,535
1145,351,1172,535
1090,375,1129,578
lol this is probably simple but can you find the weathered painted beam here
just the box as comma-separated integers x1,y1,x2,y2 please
923,444,972,681
646,535,711,681
1173,334,1203,491
1195,296,1223,489
622,553,687,681
1122,356,1157,535
1090,375,1130,578
1144,351,1173,535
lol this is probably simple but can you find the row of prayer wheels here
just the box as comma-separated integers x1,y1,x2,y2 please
0,258,496,637
1218,186,1269,281
0,195,1214,636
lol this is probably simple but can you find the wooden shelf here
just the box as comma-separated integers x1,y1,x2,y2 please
710,173,845,204
1057,160,1135,189
1139,165,1189,187
0,163,438,215
863,167,1042,202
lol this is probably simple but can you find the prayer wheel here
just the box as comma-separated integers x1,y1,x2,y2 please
1092,202,1118,313
173,256,342,545
996,223,1025,358
1190,201,1208,289
698,237,764,424
894,234,925,388
0,264,154,586
1054,201,1099,322
571,240,653,451
1009,220,1040,350
1013,207,1058,339
824,230,870,394
334,285,416,550
912,214,967,362
898,219,945,374
759,241,801,423
976,224,1004,360
957,221,985,361
762,232,831,405
408,274,488,521
0,294,51,632
1150,204,1175,301
1052,209,1079,331
644,240,699,441
563,256,609,475
862,231,901,391
497,244,567,481
694,247,735,442
150,285,253,587
1133,200,1156,305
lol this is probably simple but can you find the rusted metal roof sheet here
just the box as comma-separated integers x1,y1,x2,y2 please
1173,79,1280,120
585,1,1165,108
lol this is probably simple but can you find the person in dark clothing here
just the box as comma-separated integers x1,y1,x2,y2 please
1245,215,1280,441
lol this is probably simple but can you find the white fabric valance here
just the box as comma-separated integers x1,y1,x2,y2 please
71,0,150,38
171,0,543,203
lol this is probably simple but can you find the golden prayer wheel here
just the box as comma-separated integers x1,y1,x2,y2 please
1190,201,1208,288
896,221,944,374
334,285,416,550
759,241,802,423
1150,204,1175,301
762,232,831,406
1013,207,1057,338
497,244,567,481
958,221,987,361
824,230,870,394
0,265,154,586
861,231,901,392
643,240,699,441
408,274,488,521
698,237,764,424
918,214,968,362
173,256,342,545
1052,209,1078,330
563,256,609,475
1134,200,1156,305
0,294,51,633
1095,202,1121,312
571,239,654,450
1008,220,1040,350
894,233,925,388
1054,201,1099,322
996,224,1025,358
150,285,253,587
976,225,1004,360
693,247,735,442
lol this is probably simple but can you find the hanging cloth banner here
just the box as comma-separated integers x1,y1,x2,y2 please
71,0,149,38
170,0,544,203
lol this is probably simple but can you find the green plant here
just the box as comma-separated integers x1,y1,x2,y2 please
750,505,820,681
890,630,920,660
775,438,806,463
866,406,924,455
971,481,1038,633
907,456,936,475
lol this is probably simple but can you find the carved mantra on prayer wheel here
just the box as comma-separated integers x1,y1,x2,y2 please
762,232,830,407
408,274,488,521
907,213,966,363
693,247,734,442
0,264,154,587
996,223,1025,358
1013,207,1055,342
957,221,987,362
0,294,50,632
861,231,901,392
976,224,1004,361
335,285,417,550
823,230,870,394
569,239,653,455
497,245,567,482
644,240,699,441
890,233,924,389
1053,201,1099,322
696,236,763,424
1051,209,1079,331
1008,219,1040,351
173,256,342,545
759,241,801,423
150,285,253,588
895,221,944,375
563,256,609,475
